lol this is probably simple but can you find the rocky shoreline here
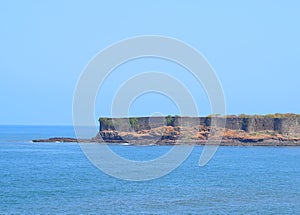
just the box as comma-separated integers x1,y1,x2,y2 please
32,137,300,146
32,115,300,146
32,126,300,146
32,137,92,143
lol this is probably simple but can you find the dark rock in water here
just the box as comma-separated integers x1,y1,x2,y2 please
32,137,93,143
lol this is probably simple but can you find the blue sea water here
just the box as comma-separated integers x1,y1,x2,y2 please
0,126,300,214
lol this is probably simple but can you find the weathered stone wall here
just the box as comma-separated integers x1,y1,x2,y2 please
99,116,300,135
223,117,273,132
278,118,300,136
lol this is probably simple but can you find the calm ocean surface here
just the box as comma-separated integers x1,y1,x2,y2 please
0,125,300,214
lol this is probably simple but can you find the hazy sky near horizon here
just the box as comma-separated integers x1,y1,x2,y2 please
1,1,300,125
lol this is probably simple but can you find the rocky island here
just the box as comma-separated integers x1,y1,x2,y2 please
33,114,300,146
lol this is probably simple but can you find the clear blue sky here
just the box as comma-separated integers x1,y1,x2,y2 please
1,1,299,125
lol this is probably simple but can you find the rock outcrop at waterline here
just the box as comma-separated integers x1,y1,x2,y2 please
33,114,300,146
32,137,93,143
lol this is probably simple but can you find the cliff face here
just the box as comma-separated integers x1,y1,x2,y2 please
99,116,300,136
32,115,300,145
223,117,300,136
95,116,300,145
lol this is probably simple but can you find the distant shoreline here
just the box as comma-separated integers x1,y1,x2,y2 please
32,114,300,146
32,137,300,146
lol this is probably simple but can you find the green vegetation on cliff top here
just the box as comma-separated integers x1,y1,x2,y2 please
99,113,300,121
